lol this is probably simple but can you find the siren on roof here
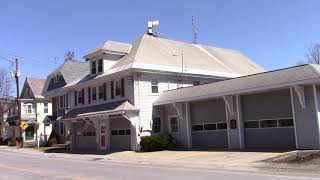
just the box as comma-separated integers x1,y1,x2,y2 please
147,20,160,36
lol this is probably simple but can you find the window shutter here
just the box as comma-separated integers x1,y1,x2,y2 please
88,87,91,104
121,78,125,97
74,91,77,106
103,83,107,100
82,89,85,104
111,81,114,99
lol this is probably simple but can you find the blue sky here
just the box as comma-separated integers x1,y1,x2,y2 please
0,0,320,83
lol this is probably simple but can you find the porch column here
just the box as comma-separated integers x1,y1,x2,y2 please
64,121,73,150
291,85,320,149
185,102,192,148
92,120,99,150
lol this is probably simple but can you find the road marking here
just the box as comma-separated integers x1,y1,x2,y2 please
0,149,320,179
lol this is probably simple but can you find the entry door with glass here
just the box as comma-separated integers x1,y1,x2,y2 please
100,125,107,150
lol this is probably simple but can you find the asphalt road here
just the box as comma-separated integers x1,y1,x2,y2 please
0,150,319,180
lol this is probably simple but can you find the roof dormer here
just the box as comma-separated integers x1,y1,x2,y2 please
85,41,131,75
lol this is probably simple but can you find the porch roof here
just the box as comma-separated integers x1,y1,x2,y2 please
60,100,138,120
154,64,320,105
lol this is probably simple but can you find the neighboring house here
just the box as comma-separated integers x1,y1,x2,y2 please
0,98,15,140
42,34,264,151
4,78,52,143
154,64,320,150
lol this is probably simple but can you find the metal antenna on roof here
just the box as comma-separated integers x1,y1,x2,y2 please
192,16,198,44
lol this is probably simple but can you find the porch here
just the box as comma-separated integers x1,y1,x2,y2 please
59,100,139,151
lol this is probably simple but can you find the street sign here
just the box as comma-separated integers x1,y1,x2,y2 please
20,122,29,130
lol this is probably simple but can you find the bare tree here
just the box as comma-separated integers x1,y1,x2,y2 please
0,69,14,137
64,51,75,62
306,43,320,64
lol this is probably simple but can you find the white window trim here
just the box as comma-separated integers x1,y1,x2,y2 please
151,79,159,94
168,115,179,134
23,103,34,114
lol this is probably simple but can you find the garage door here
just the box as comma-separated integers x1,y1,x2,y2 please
190,99,229,149
110,117,131,150
242,89,296,149
74,122,97,150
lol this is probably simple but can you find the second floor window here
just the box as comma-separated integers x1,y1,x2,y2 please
151,79,159,93
98,85,103,99
44,103,48,114
78,91,83,104
115,81,121,96
23,104,34,114
59,95,64,109
91,61,96,74
92,87,97,101
98,59,103,72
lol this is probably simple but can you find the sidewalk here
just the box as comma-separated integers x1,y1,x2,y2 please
1,145,320,173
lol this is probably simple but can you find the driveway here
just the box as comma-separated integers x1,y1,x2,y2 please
0,146,288,171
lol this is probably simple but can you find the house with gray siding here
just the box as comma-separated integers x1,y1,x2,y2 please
154,64,320,150
42,34,264,151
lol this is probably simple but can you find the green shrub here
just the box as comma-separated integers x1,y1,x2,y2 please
48,137,58,147
47,131,59,147
140,133,176,152
8,139,16,146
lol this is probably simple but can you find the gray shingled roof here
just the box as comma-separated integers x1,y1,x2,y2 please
44,60,90,93
85,41,132,59
26,78,46,98
57,60,90,84
60,100,138,120
109,34,265,78
154,64,320,105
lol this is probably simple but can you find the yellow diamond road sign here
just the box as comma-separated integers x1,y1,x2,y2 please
20,122,29,130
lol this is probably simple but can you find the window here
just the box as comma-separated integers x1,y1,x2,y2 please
92,87,97,100
111,129,131,136
78,91,83,104
278,119,294,127
204,123,216,131
244,121,260,129
115,80,121,96
168,116,179,134
193,81,200,86
91,61,96,74
23,104,34,114
59,122,64,135
151,79,159,93
119,129,126,135
217,122,228,130
111,130,118,135
152,117,161,133
98,59,103,72
59,95,64,109
125,129,131,135
192,124,203,132
98,85,104,99
44,103,48,114
74,91,78,106
260,120,277,128
65,94,69,108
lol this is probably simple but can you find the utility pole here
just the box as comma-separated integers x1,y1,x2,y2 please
14,58,23,148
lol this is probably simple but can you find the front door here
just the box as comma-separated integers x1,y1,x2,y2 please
100,125,107,150
25,125,35,141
